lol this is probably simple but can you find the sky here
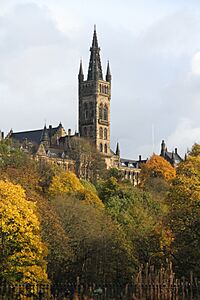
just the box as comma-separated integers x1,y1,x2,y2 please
0,0,200,159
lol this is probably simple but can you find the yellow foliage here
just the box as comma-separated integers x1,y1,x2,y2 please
140,154,176,185
0,180,48,284
48,171,84,197
79,189,104,208
48,171,104,208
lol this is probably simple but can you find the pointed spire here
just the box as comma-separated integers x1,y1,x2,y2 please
78,59,84,82
116,142,120,157
92,25,99,48
106,60,111,82
87,26,103,81
40,124,49,144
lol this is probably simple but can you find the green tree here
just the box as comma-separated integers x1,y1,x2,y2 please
52,195,136,284
97,178,169,266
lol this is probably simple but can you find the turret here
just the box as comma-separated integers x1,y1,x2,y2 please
0,130,4,141
106,61,111,83
40,125,49,147
160,140,166,157
116,142,120,157
78,60,84,82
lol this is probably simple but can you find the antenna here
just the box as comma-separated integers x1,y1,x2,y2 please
152,124,155,154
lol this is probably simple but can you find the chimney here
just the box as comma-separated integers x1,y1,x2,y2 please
175,148,178,154
139,155,142,161
0,131,4,141
68,129,71,136
49,125,52,145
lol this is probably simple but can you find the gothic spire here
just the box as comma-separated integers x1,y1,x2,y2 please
40,124,49,144
116,142,120,157
106,60,111,82
78,59,84,82
87,26,103,81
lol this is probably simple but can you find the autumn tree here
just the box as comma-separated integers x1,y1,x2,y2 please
167,143,200,277
52,195,136,284
140,154,176,190
0,180,48,284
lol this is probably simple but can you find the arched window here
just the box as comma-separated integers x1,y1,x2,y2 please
84,127,87,136
100,143,103,152
104,128,108,140
104,144,108,153
84,103,89,120
99,127,103,139
89,102,93,118
104,105,108,121
99,104,103,119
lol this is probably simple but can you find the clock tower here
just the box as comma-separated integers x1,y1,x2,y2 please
78,26,111,155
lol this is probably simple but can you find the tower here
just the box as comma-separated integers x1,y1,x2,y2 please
78,26,111,155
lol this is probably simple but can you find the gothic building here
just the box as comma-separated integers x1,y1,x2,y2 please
2,27,182,184
78,26,111,157
160,140,183,167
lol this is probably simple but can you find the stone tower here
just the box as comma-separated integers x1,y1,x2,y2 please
78,26,111,155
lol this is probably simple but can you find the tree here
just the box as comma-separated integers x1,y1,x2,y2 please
140,154,176,188
97,178,169,266
48,171,84,197
66,137,107,182
167,144,200,277
52,195,136,284
0,180,48,284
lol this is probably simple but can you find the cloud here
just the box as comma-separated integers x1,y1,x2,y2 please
167,119,200,154
191,52,200,75
0,1,200,160
0,3,65,56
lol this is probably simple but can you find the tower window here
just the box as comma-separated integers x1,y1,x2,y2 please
89,102,94,118
104,128,108,140
84,127,87,136
104,144,108,153
103,105,108,121
99,127,103,139
99,104,103,119
84,103,89,120
100,143,103,152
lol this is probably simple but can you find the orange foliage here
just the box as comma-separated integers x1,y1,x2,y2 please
140,154,176,185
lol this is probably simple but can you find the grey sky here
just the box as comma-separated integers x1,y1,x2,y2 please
0,0,200,159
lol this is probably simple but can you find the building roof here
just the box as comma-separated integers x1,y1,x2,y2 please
165,151,182,164
120,158,147,169
11,125,61,144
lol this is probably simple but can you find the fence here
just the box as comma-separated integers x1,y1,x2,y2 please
0,282,200,300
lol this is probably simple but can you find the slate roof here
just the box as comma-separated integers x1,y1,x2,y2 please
11,126,60,145
165,151,182,164
120,158,147,169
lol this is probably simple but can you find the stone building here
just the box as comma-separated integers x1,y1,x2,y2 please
160,140,183,167
6,27,151,184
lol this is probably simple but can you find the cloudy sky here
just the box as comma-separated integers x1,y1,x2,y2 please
1,0,200,159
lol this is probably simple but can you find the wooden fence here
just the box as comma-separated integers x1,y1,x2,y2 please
0,282,200,300
0,262,199,299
